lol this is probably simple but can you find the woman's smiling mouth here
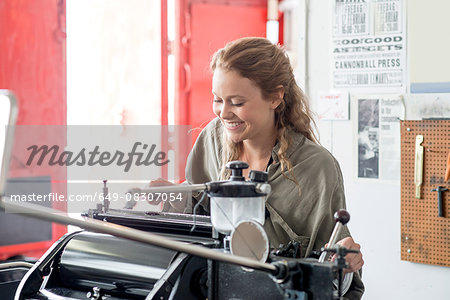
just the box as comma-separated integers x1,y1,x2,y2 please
223,121,244,130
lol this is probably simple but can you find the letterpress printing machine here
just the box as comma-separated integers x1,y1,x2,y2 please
0,94,355,299
6,163,356,300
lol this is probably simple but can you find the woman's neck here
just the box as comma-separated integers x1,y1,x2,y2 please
239,131,277,177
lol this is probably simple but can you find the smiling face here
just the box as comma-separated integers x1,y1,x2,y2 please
212,68,279,145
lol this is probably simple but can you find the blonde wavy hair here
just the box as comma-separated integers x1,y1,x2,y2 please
210,37,318,182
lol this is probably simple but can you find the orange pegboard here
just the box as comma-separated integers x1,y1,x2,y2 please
400,120,449,267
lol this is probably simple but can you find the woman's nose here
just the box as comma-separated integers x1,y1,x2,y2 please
220,102,233,119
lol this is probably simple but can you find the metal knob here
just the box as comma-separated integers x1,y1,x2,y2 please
249,170,269,183
334,209,350,225
226,161,248,181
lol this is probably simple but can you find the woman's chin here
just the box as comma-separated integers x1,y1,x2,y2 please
225,132,244,144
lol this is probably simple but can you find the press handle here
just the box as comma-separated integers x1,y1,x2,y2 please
318,209,350,263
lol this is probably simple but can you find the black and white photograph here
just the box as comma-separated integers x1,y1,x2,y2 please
357,98,380,178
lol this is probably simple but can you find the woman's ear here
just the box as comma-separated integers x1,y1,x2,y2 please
271,85,284,109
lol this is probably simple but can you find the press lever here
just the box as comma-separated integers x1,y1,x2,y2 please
318,209,350,263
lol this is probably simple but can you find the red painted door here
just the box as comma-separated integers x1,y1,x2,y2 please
174,0,269,179
176,0,268,136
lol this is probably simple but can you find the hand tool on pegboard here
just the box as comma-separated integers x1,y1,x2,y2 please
414,135,424,199
445,150,450,182
431,186,448,217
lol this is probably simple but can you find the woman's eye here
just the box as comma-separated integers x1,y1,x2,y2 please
213,98,243,106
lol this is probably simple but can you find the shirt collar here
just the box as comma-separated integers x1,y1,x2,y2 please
271,130,306,163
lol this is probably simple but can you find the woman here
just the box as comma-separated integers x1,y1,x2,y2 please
160,37,364,298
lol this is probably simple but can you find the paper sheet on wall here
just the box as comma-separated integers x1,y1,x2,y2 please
352,94,405,181
318,91,349,120
405,93,450,120
332,0,406,91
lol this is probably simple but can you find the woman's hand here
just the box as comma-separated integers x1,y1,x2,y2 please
146,178,188,212
330,237,364,274
146,178,174,205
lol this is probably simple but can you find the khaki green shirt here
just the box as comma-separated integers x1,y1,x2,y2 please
184,118,364,299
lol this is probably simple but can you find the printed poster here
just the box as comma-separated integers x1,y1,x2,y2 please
333,0,406,90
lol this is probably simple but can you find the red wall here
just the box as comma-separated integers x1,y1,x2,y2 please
0,0,67,260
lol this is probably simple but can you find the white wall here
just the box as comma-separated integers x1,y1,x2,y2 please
67,0,161,126
304,1,449,299
65,0,164,228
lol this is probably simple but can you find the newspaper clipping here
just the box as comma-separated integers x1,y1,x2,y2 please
332,0,406,90
354,94,404,180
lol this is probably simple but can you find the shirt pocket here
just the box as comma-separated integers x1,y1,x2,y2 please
266,203,311,257
289,234,311,258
